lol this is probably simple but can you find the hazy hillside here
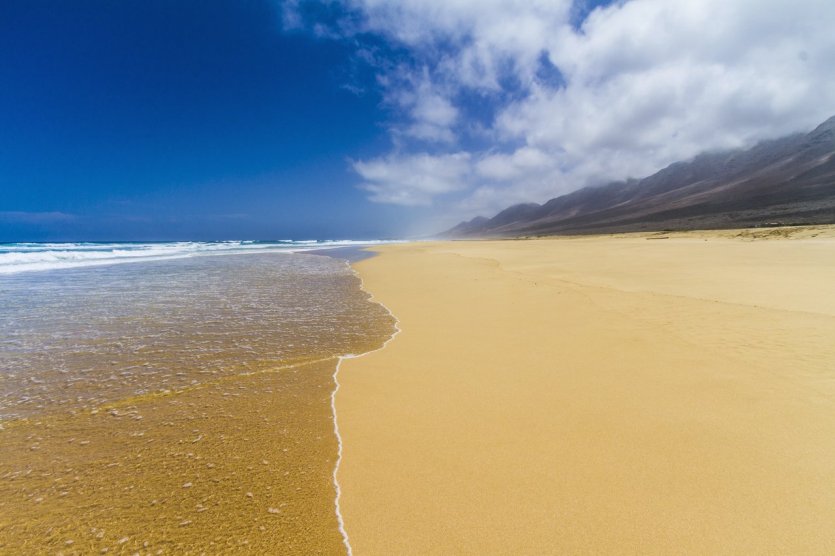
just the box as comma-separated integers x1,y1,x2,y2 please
444,116,835,237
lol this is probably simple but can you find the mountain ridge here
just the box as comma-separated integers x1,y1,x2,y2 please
442,116,835,237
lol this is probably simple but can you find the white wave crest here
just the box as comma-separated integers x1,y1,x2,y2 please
0,240,398,275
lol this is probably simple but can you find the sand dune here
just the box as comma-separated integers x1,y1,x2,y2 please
337,227,835,554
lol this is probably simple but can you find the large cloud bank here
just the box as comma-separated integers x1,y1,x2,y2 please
290,0,835,222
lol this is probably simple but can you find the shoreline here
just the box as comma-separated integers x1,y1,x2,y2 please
331,259,403,556
0,250,394,554
336,227,835,553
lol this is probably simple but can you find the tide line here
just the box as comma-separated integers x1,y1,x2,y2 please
331,259,402,556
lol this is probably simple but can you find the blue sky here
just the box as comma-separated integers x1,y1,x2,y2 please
2,0,834,240
1,1,410,240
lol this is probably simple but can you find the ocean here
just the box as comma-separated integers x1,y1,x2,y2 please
0,240,393,275
0,242,396,553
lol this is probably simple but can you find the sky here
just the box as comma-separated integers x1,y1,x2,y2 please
2,0,835,241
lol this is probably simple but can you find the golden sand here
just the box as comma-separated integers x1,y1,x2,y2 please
0,253,396,554
0,359,345,554
337,226,835,554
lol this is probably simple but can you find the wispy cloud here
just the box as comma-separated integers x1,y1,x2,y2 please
0,211,77,224
353,152,471,206
291,0,835,223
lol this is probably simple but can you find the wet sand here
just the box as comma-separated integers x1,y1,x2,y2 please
337,226,835,554
0,359,346,554
0,253,395,554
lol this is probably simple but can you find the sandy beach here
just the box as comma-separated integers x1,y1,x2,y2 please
0,252,394,554
337,226,835,554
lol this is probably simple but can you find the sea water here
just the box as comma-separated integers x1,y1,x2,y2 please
0,244,395,553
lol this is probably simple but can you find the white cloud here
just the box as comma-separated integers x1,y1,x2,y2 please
0,211,76,223
476,147,556,182
353,152,472,206
395,71,460,143
296,0,835,223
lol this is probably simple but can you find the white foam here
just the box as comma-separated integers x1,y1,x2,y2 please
0,240,402,275
331,259,402,556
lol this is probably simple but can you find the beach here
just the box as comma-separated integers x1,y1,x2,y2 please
0,250,394,554
336,226,835,554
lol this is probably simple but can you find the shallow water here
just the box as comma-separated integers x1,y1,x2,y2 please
0,252,394,554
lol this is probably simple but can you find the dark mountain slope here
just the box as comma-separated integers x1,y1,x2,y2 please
444,116,835,237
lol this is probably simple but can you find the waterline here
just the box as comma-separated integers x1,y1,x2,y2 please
331,259,402,556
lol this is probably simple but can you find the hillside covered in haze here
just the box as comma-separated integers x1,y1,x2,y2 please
444,116,835,237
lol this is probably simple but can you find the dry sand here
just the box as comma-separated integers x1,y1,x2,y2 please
337,226,835,554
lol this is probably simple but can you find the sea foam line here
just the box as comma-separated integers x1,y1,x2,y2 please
331,259,402,556
0,240,402,275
